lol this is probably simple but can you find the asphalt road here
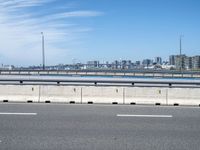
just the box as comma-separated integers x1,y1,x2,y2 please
0,103,199,150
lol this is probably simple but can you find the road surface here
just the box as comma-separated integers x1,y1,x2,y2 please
0,103,199,150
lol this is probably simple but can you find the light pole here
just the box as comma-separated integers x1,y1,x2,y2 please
179,35,184,72
180,35,184,56
41,32,45,70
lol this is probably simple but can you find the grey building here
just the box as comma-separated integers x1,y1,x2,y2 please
87,61,99,68
142,59,153,68
135,61,141,66
185,57,192,70
154,57,162,65
112,60,120,69
192,56,200,70
121,60,133,69
173,55,200,70
174,55,187,70
169,55,176,65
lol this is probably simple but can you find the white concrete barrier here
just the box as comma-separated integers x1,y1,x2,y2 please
125,87,167,105
0,85,39,102
82,86,124,104
39,86,81,103
0,84,199,106
168,88,200,105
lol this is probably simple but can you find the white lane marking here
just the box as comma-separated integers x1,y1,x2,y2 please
117,114,173,118
0,113,37,115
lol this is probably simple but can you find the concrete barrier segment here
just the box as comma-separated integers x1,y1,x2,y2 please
0,85,40,103
39,86,81,103
82,86,123,104
0,85,199,106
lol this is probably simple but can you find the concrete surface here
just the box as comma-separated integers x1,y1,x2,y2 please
125,87,167,105
0,85,200,106
168,88,200,105
40,86,81,103
82,86,124,104
0,85,39,103
0,104,199,150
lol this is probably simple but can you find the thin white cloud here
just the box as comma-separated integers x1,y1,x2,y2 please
0,0,103,66
56,10,104,18
0,0,52,11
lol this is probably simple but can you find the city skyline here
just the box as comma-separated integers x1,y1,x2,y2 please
0,0,200,66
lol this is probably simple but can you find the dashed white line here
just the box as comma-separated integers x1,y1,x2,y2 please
0,113,37,115
117,114,173,118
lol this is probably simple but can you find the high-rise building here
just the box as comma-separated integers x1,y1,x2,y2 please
192,56,200,69
113,60,120,69
174,54,187,70
142,59,153,68
172,55,200,70
169,55,176,65
121,60,133,69
185,57,192,70
135,61,140,66
154,57,162,65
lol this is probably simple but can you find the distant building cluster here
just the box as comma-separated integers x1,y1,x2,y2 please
84,57,165,70
169,55,200,70
1,55,200,71
0,64,14,70
85,55,200,70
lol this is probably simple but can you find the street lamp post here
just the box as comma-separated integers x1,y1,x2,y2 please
180,36,182,56
179,35,184,72
41,32,45,70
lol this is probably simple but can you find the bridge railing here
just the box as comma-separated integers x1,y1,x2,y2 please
0,69,200,78
0,75,200,88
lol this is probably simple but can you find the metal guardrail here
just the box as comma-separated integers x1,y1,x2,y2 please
0,75,199,87
0,69,200,78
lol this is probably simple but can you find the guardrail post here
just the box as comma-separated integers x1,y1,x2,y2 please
169,83,172,88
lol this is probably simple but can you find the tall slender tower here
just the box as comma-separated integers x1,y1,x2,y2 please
41,32,45,70
179,35,184,71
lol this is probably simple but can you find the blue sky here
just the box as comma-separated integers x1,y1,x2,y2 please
0,0,200,66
